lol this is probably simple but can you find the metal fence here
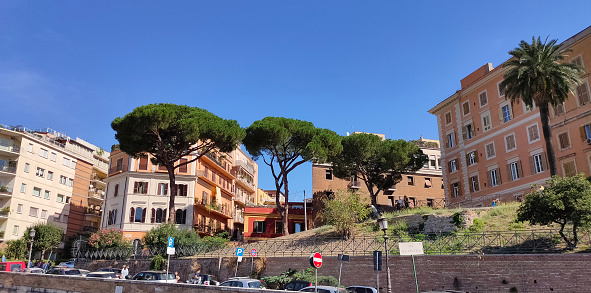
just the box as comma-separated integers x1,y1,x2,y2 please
73,229,591,260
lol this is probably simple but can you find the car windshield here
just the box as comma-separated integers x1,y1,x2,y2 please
65,270,80,275
248,281,261,288
97,268,112,272
157,273,175,280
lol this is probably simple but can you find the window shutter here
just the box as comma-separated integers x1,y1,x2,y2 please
151,208,156,223
529,155,535,175
133,182,138,194
469,178,474,192
487,171,492,187
495,168,502,185
113,209,117,224
462,127,467,141
182,209,187,224
517,160,523,179
157,183,161,195
448,161,452,174
506,164,513,182
474,151,479,163
474,176,479,192
465,154,469,164
541,152,548,171
129,207,135,223
183,185,187,197
580,126,587,141
163,209,167,222
144,183,149,194
165,184,168,195
142,209,147,223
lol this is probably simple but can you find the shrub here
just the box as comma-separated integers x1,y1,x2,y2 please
5,239,27,260
88,228,131,249
469,218,485,232
322,190,370,238
151,255,166,270
452,212,463,228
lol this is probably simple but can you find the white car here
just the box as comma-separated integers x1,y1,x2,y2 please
131,271,177,283
220,277,264,288
299,286,347,293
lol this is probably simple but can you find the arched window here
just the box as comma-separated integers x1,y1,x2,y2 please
175,209,186,224
155,208,163,223
135,207,143,223
129,207,135,222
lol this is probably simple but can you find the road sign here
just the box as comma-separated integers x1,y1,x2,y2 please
167,237,175,255
167,247,175,255
238,256,243,262
167,237,174,248
373,250,382,271
250,249,257,257
338,254,349,261
399,242,424,256
309,252,322,268
236,247,244,256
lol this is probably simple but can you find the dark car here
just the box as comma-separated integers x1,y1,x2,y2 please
131,271,176,283
284,280,313,291
187,273,219,285
86,272,118,279
45,267,82,276
97,267,122,278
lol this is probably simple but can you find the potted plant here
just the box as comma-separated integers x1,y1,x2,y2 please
0,207,9,216
0,186,7,193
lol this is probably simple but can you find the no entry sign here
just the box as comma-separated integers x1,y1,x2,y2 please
250,249,257,257
309,252,322,268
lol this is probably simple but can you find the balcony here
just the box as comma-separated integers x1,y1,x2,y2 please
235,175,256,193
0,144,20,156
235,160,254,175
0,165,16,175
0,207,9,219
82,226,99,233
194,199,233,219
348,180,361,189
90,174,107,188
233,215,244,223
108,164,128,176
196,170,235,196
88,190,105,202
387,185,396,191
201,152,234,178
0,186,12,198
234,194,248,206
85,208,102,219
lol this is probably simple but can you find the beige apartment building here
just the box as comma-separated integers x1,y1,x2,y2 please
428,26,591,207
312,136,445,220
102,146,257,243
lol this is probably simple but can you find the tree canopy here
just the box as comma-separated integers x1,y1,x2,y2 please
24,223,63,260
329,133,427,206
517,174,591,249
243,117,342,235
500,37,585,175
323,189,371,238
112,103,245,223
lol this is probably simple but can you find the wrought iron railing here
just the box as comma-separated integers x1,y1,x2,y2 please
73,229,591,260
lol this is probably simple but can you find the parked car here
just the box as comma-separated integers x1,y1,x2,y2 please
220,277,264,288
299,286,347,293
346,286,378,293
284,280,313,291
131,271,176,283
186,273,219,285
45,267,83,276
17,268,45,274
0,261,26,272
96,267,122,278
79,269,90,277
58,261,75,268
86,272,118,279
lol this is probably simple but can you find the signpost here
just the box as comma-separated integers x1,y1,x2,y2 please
373,250,382,290
166,237,174,278
337,254,349,290
309,252,322,293
250,249,257,275
399,242,424,293
235,248,244,277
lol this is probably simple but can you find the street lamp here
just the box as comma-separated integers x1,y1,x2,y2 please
377,217,392,293
27,228,36,268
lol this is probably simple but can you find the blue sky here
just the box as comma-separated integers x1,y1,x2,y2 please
1,1,590,201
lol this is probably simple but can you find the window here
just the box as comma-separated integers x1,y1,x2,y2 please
63,157,70,167
12,225,19,236
44,190,50,199
36,167,45,177
448,159,458,173
50,152,56,162
527,124,540,143
20,183,26,193
558,132,571,150
71,160,76,169
107,209,118,225
451,182,461,198
24,163,30,173
467,151,478,166
523,101,536,113
505,134,517,152
479,91,488,107
488,168,501,187
57,194,65,203
17,204,22,214
116,158,123,171
176,184,188,197
294,222,304,233
175,209,187,224
481,111,492,132
66,196,71,203
131,207,145,223
67,178,74,187
497,81,506,98
41,210,47,219
114,184,119,197
469,175,480,192
576,81,590,106
425,178,432,188
133,182,149,194
501,104,512,123
563,161,577,177
325,169,333,180
446,132,455,148
572,55,584,67
554,103,565,116
138,157,148,170
463,123,474,141
157,183,168,195
580,123,591,142
178,158,188,173
152,208,165,223
444,112,452,125
54,213,61,222
59,176,67,185
29,207,38,217
202,191,209,205
507,161,522,181
254,221,266,233
275,221,283,234
429,158,437,169
39,148,48,158
32,187,41,197
462,101,470,116
407,176,414,185
27,143,33,153
530,153,547,174
47,171,53,180
485,142,496,159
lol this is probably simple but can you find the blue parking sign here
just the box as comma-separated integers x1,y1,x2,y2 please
236,247,244,256
168,237,174,248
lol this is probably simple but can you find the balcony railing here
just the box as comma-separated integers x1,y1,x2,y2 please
88,190,105,200
0,166,16,174
196,170,235,196
235,160,255,175
0,187,12,195
0,144,20,154
233,215,244,223
83,226,99,233
236,175,255,190
85,208,102,216
108,164,128,175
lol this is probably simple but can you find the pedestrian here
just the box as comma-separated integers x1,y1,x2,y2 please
397,197,404,210
194,268,201,284
121,265,129,279
404,196,410,209
175,271,180,283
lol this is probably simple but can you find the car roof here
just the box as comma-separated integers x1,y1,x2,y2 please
90,271,115,274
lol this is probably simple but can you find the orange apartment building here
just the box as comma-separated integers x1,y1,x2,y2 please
102,146,257,243
243,202,311,242
428,26,591,207
312,136,445,221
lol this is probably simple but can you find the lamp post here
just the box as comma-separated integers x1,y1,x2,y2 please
377,217,392,293
27,228,36,268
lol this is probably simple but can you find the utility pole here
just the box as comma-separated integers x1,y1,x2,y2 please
304,190,307,231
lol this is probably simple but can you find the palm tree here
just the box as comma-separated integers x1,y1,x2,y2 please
500,37,586,176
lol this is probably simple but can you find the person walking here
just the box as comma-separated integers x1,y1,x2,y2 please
120,265,129,279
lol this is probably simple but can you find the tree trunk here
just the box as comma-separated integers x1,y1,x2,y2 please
167,166,177,224
539,103,557,176
558,222,573,250
282,175,290,236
